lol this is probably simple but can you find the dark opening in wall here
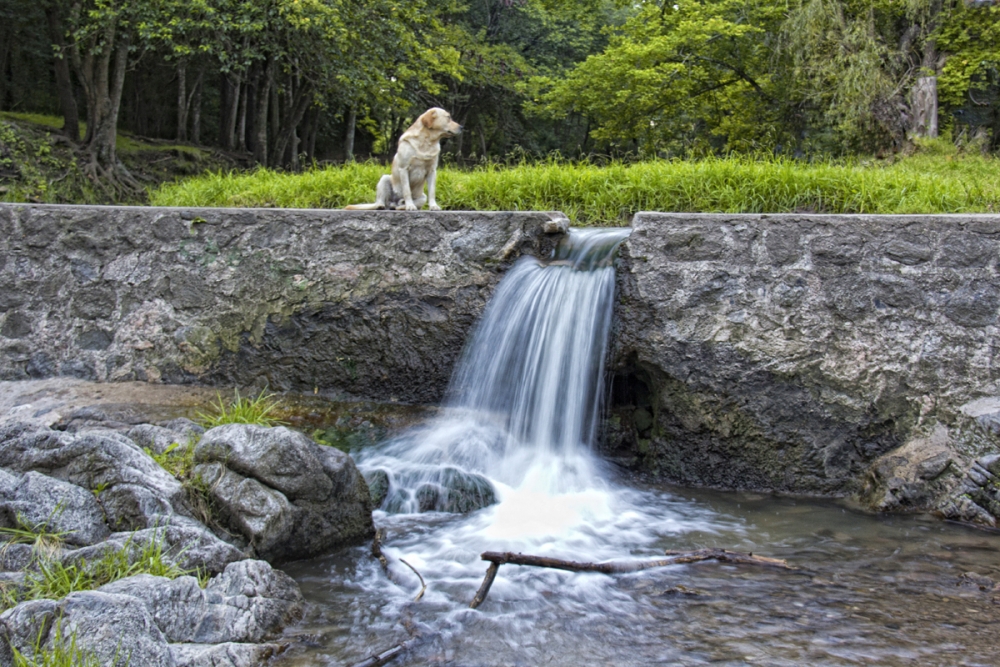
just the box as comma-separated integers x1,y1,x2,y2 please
601,363,655,468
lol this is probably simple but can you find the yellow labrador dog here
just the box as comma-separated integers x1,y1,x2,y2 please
345,108,462,211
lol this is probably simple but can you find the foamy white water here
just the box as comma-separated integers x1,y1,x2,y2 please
353,228,738,614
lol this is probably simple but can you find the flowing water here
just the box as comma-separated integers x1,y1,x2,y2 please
276,229,1000,666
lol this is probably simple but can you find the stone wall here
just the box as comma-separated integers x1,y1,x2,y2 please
608,213,1000,525
0,204,567,403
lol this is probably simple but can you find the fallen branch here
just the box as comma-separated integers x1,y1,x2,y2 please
349,637,421,667
398,558,427,602
371,528,390,575
470,548,795,609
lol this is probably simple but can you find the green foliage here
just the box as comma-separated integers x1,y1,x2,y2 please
197,388,287,428
0,508,70,557
150,153,1000,224
144,441,197,480
0,532,188,613
936,3,1000,118
11,623,105,667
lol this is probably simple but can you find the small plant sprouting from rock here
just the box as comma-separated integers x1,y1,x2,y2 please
144,440,197,479
0,508,70,557
197,388,287,428
10,621,105,667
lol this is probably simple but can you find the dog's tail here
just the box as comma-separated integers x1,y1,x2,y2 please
344,203,383,211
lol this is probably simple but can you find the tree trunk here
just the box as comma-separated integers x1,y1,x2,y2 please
272,83,312,168
911,76,938,138
176,59,188,141
237,77,249,152
344,106,356,161
191,75,203,145
44,3,80,141
222,75,241,150
253,59,273,165
307,107,319,163
0,26,9,109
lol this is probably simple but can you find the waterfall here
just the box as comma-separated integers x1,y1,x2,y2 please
358,228,630,529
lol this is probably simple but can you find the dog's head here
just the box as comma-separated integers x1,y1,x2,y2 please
420,108,463,138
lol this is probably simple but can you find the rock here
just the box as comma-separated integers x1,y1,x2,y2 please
385,467,497,514
170,642,285,667
364,469,390,507
127,423,191,455
0,423,188,519
192,425,373,563
0,471,109,546
1,592,173,667
99,559,302,644
861,426,957,512
0,544,32,573
191,462,297,562
63,522,245,576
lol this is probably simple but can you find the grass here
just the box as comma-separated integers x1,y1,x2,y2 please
144,440,197,479
197,388,287,428
148,150,1000,225
0,530,189,613
11,622,106,667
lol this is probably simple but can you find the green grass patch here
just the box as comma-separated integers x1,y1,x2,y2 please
197,388,287,428
149,153,1000,224
11,622,105,667
144,440,197,479
1,531,189,613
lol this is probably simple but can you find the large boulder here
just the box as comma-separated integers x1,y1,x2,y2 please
192,425,373,563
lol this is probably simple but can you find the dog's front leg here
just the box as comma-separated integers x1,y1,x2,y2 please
397,166,418,211
427,157,441,211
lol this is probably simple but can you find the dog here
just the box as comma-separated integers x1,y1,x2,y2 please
345,108,462,211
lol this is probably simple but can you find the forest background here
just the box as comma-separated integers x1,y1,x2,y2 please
0,0,998,218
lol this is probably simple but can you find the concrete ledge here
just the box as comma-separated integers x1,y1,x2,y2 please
0,204,568,403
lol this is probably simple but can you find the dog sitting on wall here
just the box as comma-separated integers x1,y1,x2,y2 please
345,108,462,211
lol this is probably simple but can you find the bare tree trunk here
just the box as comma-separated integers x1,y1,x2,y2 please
176,59,188,141
222,75,241,150
307,107,318,163
912,76,938,138
237,78,249,151
44,2,80,141
191,76,203,145
344,106,356,161
253,59,273,165
272,83,312,168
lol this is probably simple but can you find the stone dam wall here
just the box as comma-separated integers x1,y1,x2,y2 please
1,204,999,525
0,204,567,403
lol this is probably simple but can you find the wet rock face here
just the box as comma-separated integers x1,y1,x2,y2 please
609,213,1000,518
192,424,374,563
0,205,567,403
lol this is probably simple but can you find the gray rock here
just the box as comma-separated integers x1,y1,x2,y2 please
0,423,187,517
1,592,172,667
128,423,192,455
192,425,373,563
99,559,302,644
392,467,497,514
0,471,109,546
191,462,296,562
171,642,285,667
364,469,390,507
0,544,33,572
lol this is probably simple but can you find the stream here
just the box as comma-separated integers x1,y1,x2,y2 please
275,229,1000,666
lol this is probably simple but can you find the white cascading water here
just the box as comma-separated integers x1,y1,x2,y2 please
353,228,735,615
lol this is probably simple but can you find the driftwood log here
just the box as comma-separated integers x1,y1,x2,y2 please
470,548,795,609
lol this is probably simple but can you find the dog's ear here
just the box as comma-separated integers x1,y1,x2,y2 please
420,109,437,129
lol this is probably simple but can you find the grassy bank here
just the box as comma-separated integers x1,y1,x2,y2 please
149,150,1000,225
